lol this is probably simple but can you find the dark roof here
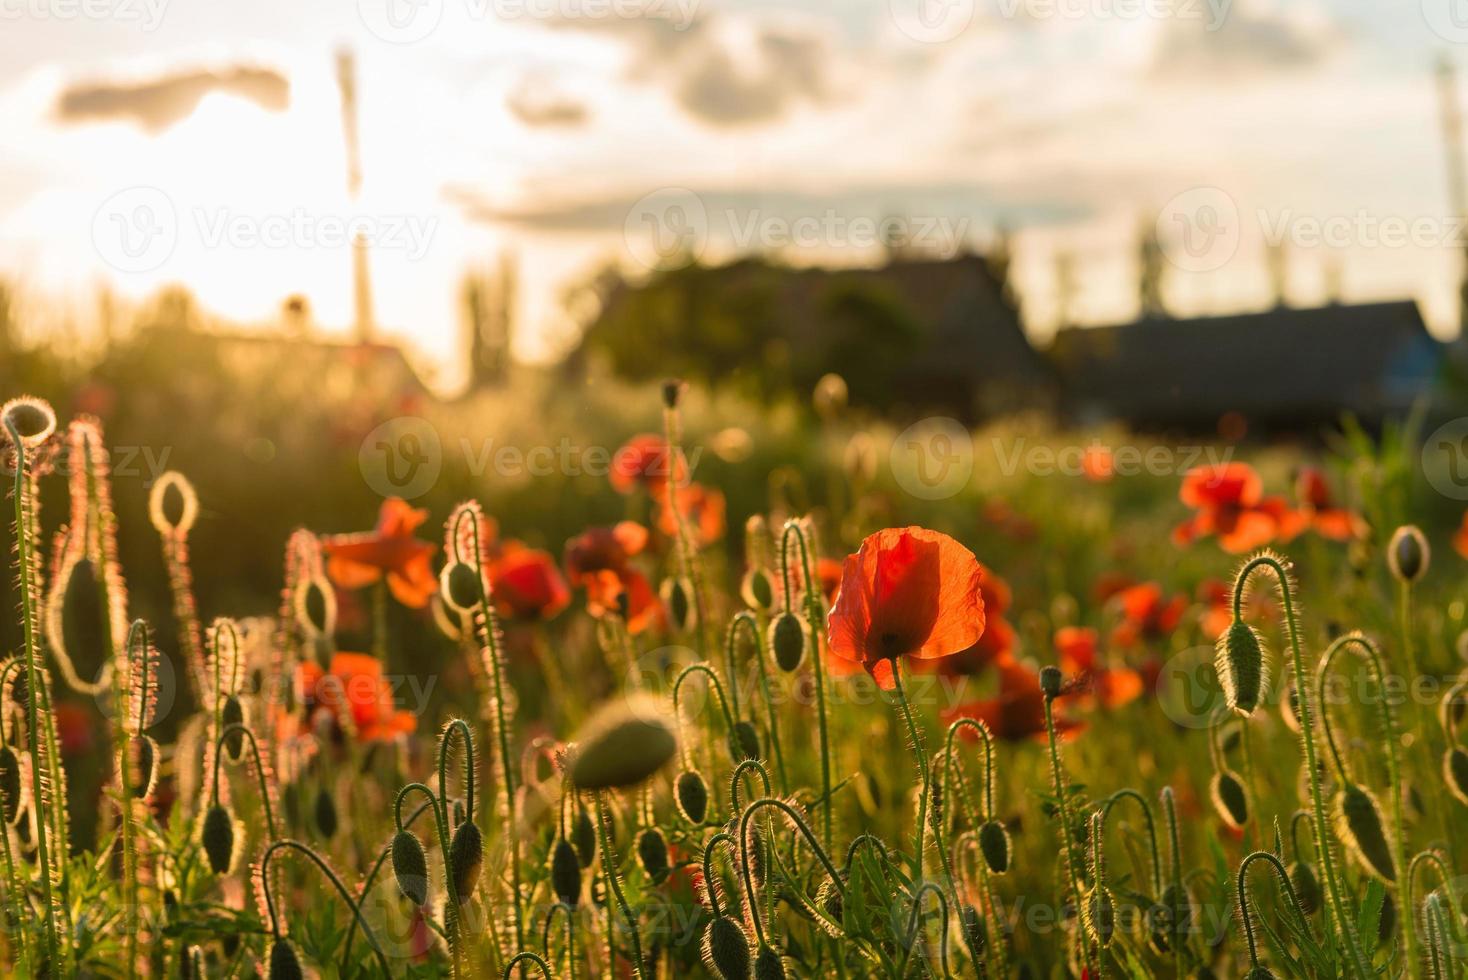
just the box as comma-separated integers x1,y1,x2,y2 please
1049,301,1444,429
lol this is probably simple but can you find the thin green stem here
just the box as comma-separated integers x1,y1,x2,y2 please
1042,687,1093,973
259,839,393,976
782,519,832,850
596,790,645,980
890,659,931,887
1237,850,1316,971
1099,789,1163,896
211,724,279,841
503,951,553,979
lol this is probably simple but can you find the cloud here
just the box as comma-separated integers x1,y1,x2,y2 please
506,77,590,128
55,65,289,132
1150,5,1340,79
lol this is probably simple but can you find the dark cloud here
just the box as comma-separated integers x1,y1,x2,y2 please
506,78,590,128
1151,8,1337,78
56,66,289,132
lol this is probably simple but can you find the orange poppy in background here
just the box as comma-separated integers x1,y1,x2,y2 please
1055,626,1143,708
915,564,1015,677
942,652,1082,741
1295,467,1367,541
564,521,660,633
1110,581,1186,648
322,497,439,608
1455,511,1468,560
826,526,986,690
489,542,571,621
296,652,417,742
1173,463,1300,553
657,481,726,544
610,434,685,495
1081,445,1114,483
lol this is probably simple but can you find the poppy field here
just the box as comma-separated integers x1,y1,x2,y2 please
3,384,1468,980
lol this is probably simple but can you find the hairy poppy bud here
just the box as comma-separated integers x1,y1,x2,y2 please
201,805,236,874
268,939,303,980
450,820,484,902
572,805,597,865
769,613,806,672
753,945,786,980
1377,892,1397,946
220,696,247,762
1086,886,1115,948
1335,782,1395,881
661,379,684,409
978,819,1012,874
741,568,775,611
729,720,761,763
1039,666,1062,699
661,577,696,633
676,769,710,824
391,829,430,906
814,870,848,927
1210,770,1250,829
130,735,158,800
441,562,483,613
1243,969,1277,980
149,471,198,537
0,746,22,824
702,915,752,980
1444,747,1468,805
551,837,582,907
294,578,334,639
960,903,987,955
1388,525,1429,583
1217,621,1268,717
1288,860,1321,916
314,786,338,840
637,828,670,883
1,397,56,448
570,696,678,790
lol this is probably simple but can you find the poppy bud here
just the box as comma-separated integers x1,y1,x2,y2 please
572,805,597,864
637,828,670,883
815,870,848,925
1039,666,1062,699
0,746,22,824
294,578,334,639
391,829,430,906
220,696,247,762
452,799,468,827
1444,747,1468,805
661,379,684,409
1288,860,1321,916
1216,621,1268,717
569,696,678,790
978,819,1011,874
960,903,987,955
1,397,56,448
753,945,786,980
1377,892,1397,946
741,568,775,611
1243,970,1277,980
551,837,582,907
130,735,158,800
702,915,752,980
1387,525,1429,583
1334,782,1396,881
149,471,198,537
1210,770,1250,829
729,720,761,763
676,769,710,824
314,786,338,839
743,824,768,887
661,577,696,633
441,562,483,613
1086,886,1115,948
201,804,237,874
450,820,484,902
769,613,805,673
268,939,304,980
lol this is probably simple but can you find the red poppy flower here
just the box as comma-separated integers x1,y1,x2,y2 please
1082,445,1114,483
942,653,1082,742
323,498,439,609
296,652,417,742
1173,463,1300,553
1455,512,1468,561
914,564,1015,677
1295,467,1366,541
610,434,685,495
564,522,660,633
489,542,571,621
657,481,726,545
1109,582,1186,648
826,526,986,690
1055,626,1143,709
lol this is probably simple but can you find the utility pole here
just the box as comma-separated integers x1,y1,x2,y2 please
1437,56,1468,342
336,49,375,344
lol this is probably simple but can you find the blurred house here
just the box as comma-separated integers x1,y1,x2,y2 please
1049,301,1445,433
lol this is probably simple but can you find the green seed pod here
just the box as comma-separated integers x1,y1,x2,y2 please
637,828,670,883
741,568,775,611
441,562,483,613
569,696,678,790
1443,747,1468,805
201,804,236,874
1243,969,1277,980
977,819,1011,874
551,837,582,907
753,945,786,980
662,378,684,409
1210,770,1250,829
1039,665,1062,698
729,720,761,763
219,696,246,763
676,769,709,824
267,939,304,980
391,829,430,907
702,915,752,980
815,870,848,927
1216,621,1268,717
661,577,696,633
1086,886,1115,948
450,820,484,903
1387,526,1429,584
1,397,56,447
1377,891,1396,946
0,746,22,824
572,805,597,864
130,735,158,800
960,903,987,956
769,613,806,672
1288,860,1321,916
313,786,338,839
47,555,110,694
1334,782,1396,881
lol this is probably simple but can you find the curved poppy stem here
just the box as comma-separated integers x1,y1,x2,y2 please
1424,893,1452,980
943,718,997,825
210,723,279,840
341,798,435,975
673,664,741,762
1099,789,1163,896
503,951,553,980
731,610,788,791
1236,850,1316,973
258,839,394,977
900,882,953,979
1042,681,1093,974
702,832,739,917
729,759,772,813
736,797,847,951
395,781,462,976
437,718,477,826
781,519,832,851
1233,554,1370,979
723,611,755,720
542,902,577,980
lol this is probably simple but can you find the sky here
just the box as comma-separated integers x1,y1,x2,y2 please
0,0,1466,389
